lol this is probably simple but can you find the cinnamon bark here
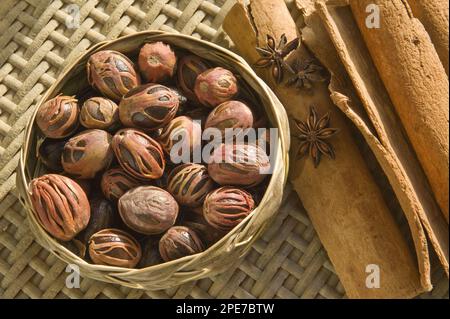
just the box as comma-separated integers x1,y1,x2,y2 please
350,0,449,223
224,0,425,298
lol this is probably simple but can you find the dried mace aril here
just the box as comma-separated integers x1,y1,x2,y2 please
88,228,141,268
87,50,141,101
194,67,238,108
29,174,90,241
119,83,181,131
36,95,79,139
159,226,204,262
112,129,165,180
101,168,140,201
177,55,209,101
138,42,177,83
80,97,119,130
208,143,270,187
118,186,179,235
167,163,215,207
38,138,66,172
203,186,255,231
62,129,113,179
204,100,254,135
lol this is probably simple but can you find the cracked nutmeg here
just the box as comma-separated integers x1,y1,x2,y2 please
29,174,90,241
204,100,254,136
176,55,210,101
159,226,204,262
138,42,177,83
88,228,141,268
254,34,299,84
36,95,79,139
112,128,165,180
119,83,182,131
101,167,140,201
87,50,141,101
203,186,255,232
80,97,119,130
118,186,179,235
194,67,238,107
62,129,114,179
293,106,339,168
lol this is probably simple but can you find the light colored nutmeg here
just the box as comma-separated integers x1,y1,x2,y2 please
80,97,119,130
194,67,238,107
138,42,177,83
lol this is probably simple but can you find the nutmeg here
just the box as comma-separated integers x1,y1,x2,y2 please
204,100,254,136
101,168,140,201
118,186,179,235
88,228,141,268
36,95,79,138
119,84,180,131
167,163,215,207
203,186,254,231
38,138,66,172
80,97,119,130
137,238,163,268
112,128,165,180
159,226,204,262
208,143,270,187
138,42,177,83
87,50,141,101
176,55,209,101
181,212,226,246
29,174,90,241
194,67,238,107
62,129,113,179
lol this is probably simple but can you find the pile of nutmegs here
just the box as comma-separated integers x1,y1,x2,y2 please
30,42,271,269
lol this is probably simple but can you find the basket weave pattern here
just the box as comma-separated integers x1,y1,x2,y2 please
0,0,448,298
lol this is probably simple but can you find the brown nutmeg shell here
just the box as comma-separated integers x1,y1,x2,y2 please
176,55,209,101
101,168,140,201
194,67,238,107
36,95,79,138
80,97,119,130
138,42,177,83
159,226,204,262
38,138,66,172
137,238,163,268
204,100,254,135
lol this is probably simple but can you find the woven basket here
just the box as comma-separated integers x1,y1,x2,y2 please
15,30,290,290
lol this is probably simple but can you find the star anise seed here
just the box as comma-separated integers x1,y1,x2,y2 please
287,59,328,90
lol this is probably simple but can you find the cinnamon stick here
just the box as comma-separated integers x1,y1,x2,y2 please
224,0,425,298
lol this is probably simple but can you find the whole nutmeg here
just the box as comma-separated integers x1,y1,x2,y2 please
101,168,140,201
119,84,180,130
80,97,119,130
36,95,79,138
138,42,177,82
203,186,255,231
204,100,254,135
87,50,141,101
159,226,204,262
112,129,165,180
176,55,209,101
157,116,202,160
77,196,117,244
167,163,215,207
29,174,90,241
88,228,141,268
118,186,179,235
208,143,270,187
194,67,238,107
62,129,113,179
38,138,66,172
137,238,163,268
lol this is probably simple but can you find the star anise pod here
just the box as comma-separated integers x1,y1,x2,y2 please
287,59,328,90
293,106,339,168
254,34,299,84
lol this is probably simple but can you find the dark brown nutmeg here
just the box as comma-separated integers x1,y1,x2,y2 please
159,226,204,262
181,212,226,246
138,42,177,83
62,129,113,179
203,186,254,231
119,83,180,131
60,238,87,258
38,138,66,172
167,163,215,207
137,238,163,268
176,55,209,101
208,143,270,187
204,100,254,136
101,168,140,201
194,67,238,107
87,50,141,101
112,129,165,180
88,228,141,268
29,174,90,241
36,95,79,138
118,186,179,235
80,97,119,130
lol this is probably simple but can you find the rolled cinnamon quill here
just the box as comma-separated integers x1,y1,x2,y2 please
224,0,425,298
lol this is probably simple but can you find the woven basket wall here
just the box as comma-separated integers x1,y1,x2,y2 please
0,0,448,299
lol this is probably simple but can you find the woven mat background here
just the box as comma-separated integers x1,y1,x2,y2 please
0,0,447,299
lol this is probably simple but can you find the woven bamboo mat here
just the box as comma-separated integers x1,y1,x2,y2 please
0,0,447,299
